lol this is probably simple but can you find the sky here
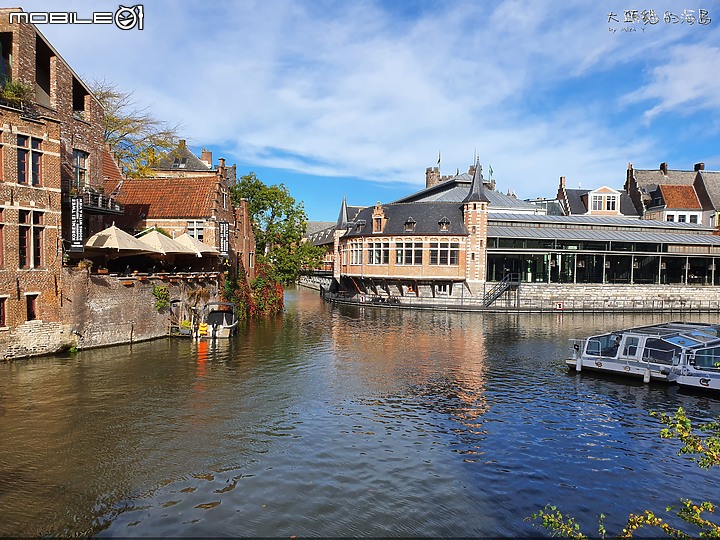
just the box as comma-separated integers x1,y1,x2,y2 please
16,0,720,221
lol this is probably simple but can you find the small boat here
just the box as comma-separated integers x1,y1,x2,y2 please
195,302,239,339
568,321,720,392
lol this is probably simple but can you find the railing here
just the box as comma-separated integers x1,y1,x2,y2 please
61,181,123,214
483,273,520,307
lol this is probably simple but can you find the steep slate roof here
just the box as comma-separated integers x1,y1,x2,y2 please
463,160,490,203
343,202,466,238
393,177,537,211
697,171,720,209
633,168,697,187
658,184,702,209
154,142,213,172
114,177,217,228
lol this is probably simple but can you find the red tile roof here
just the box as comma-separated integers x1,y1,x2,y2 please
114,177,218,227
101,150,124,194
658,184,702,210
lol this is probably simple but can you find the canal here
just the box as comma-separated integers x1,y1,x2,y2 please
1,286,719,536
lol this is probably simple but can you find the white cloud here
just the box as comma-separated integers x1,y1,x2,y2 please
24,0,720,199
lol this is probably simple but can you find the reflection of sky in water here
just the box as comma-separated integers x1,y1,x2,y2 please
1,288,720,537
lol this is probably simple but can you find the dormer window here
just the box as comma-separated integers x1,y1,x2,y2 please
172,157,187,169
438,217,450,232
355,219,366,232
605,196,617,211
404,217,416,233
373,217,382,232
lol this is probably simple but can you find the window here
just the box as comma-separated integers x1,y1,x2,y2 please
0,32,11,86
172,157,187,168
404,217,416,232
18,210,43,269
395,242,422,265
690,215,698,224
429,242,459,265
17,135,43,186
438,217,450,232
592,195,602,211
678,215,686,223
373,217,382,233
666,215,674,222
368,241,389,265
187,220,204,241
436,283,449,295
605,196,617,211
26,294,37,321
350,241,363,265
73,149,89,188
0,297,5,327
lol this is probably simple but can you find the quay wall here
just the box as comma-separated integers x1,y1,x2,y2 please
63,270,222,351
314,276,720,313
1,269,224,360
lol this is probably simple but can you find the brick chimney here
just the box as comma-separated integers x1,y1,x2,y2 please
201,148,213,167
468,164,476,177
695,162,705,171
218,157,226,178
660,162,668,175
425,166,441,188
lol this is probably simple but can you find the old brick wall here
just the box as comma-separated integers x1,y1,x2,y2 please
62,268,221,350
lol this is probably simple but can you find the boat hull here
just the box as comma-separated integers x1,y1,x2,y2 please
565,357,670,382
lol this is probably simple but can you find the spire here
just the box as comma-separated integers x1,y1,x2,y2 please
463,158,489,203
336,195,348,229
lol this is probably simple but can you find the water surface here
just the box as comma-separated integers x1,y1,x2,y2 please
1,286,719,536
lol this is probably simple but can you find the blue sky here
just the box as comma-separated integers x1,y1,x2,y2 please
20,0,720,221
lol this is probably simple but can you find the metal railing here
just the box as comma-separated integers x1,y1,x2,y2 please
483,273,520,307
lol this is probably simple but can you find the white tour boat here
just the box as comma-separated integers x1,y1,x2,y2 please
568,321,720,392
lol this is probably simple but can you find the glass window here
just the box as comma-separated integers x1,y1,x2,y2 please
73,149,89,187
585,333,621,357
592,195,602,211
693,347,720,370
605,196,617,211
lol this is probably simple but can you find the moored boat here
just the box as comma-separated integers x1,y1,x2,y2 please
568,321,720,392
195,302,239,339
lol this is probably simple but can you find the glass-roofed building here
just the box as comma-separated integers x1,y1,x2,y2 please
309,161,720,308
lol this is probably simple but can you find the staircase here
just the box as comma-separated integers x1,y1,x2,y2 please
483,273,521,307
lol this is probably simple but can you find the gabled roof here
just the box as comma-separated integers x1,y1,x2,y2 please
343,202,466,238
154,141,213,172
657,184,702,210
101,149,124,195
633,168,697,187
697,171,720,210
114,177,218,228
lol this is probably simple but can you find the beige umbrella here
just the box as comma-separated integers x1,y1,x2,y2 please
137,230,197,255
174,232,220,257
85,225,160,254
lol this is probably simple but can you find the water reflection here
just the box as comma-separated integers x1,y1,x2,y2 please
0,287,719,536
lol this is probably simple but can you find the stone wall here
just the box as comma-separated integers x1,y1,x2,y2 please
319,277,720,313
62,269,221,350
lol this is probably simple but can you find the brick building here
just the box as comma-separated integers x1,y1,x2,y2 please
114,174,255,281
0,9,118,354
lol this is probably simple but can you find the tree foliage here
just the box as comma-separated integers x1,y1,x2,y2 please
90,79,179,178
528,407,720,538
231,172,324,284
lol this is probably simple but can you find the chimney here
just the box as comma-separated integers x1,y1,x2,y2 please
178,139,186,148
218,157,226,178
560,176,566,189
695,162,705,171
468,164,476,177
425,166,441,188
660,162,668,175
201,148,213,167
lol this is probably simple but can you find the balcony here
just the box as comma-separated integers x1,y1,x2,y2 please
62,182,123,214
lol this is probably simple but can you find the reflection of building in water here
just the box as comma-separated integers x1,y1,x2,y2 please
328,308,489,424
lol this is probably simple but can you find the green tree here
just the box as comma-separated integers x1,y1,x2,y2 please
528,407,720,538
231,172,324,284
90,79,180,178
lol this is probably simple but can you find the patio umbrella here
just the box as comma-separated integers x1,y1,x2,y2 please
84,225,160,255
137,230,197,255
174,232,220,257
